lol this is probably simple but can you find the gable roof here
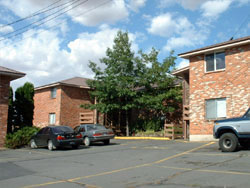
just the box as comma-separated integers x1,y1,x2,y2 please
0,66,25,80
179,36,250,59
172,66,189,77
35,77,91,90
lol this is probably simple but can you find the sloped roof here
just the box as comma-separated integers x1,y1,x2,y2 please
172,66,189,77
0,66,25,79
35,77,91,90
179,36,250,59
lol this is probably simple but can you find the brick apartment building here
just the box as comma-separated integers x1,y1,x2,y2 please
0,66,25,147
173,36,250,141
33,77,100,129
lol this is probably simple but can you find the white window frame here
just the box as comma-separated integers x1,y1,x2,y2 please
205,98,227,120
51,87,57,99
49,113,56,125
205,51,225,73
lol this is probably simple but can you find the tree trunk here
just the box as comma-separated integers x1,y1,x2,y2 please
126,110,129,136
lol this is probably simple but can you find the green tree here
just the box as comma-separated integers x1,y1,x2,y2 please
7,87,14,133
13,82,34,129
136,49,182,130
85,30,182,134
86,31,143,136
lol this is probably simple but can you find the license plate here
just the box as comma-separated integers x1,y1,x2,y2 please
70,142,75,145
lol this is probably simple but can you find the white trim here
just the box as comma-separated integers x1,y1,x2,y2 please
35,83,90,91
189,135,216,141
172,66,189,75
179,40,250,59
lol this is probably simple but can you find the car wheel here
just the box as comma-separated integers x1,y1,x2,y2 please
30,139,37,149
84,137,90,146
103,139,110,145
72,144,79,149
219,133,238,152
48,140,56,151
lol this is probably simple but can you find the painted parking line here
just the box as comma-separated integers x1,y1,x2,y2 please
153,142,215,164
22,142,215,188
156,165,250,176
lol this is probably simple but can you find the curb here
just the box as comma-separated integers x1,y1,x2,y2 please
115,136,170,140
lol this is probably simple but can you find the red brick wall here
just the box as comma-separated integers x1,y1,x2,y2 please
33,87,62,127
0,75,11,147
60,86,94,129
33,85,95,129
189,44,250,136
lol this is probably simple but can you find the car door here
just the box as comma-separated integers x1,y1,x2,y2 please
36,127,50,147
238,109,250,134
35,128,46,147
42,127,50,146
79,125,87,137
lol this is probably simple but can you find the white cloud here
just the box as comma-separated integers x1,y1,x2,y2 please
0,25,13,33
0,26,139,91
177,59,189,69
69,0,129,26
158,0,208,10
163,27,209,51
147,13,209,51
148,13,193,37
201,0,232,18
0,0,130,27
128,0,146,12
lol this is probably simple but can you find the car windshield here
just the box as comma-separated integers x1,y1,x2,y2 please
52,126,74,134
87,125,106,131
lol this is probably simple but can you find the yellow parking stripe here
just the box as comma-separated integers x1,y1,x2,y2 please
157,165,250,176
153,142,215,164
22,142,214,188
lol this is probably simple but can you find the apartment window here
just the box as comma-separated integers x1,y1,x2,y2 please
51,87,57,98
205,52,225,72
206,98,226,119
49,113,56,125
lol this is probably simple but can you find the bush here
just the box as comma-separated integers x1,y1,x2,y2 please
133,117,164,133
5,126,40,149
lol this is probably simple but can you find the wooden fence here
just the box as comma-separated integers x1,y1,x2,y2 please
79,111,94,124
164,123,183,140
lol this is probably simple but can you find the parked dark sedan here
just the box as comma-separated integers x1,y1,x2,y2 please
74,124,115,146
30,126,83,151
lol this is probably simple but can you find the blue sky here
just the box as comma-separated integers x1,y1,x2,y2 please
0,0,249,90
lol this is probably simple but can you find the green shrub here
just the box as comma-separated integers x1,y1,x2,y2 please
133,118,164,133
5,126,40,149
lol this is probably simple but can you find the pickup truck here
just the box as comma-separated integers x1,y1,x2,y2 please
213,108,250,152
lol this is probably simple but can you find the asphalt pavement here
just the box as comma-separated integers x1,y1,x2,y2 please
1,139,250,188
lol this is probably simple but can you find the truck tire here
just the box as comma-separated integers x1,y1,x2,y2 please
219,133,238,152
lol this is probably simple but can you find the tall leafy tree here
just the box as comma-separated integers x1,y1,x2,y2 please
7,87,14,133
136,49,182,127
86,31,143,136
86,31,182,134
14,82,34,129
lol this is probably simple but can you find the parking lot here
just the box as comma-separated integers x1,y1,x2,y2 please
1,139,250,188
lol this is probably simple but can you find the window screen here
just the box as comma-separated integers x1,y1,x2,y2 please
206,98,226,119
49,113,56,124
